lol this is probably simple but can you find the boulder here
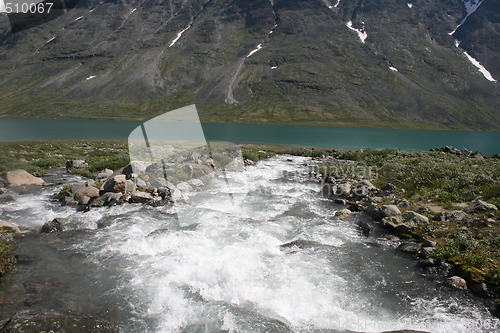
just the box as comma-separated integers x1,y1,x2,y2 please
129,192,154,204
66,160,88,170
398,241,421,254
0,187,6,194
78,196,91,206
357,221,372,237
187,178,204,188
447,276,467,290
2,169,44,186
0,309,119,332
330,182,351,196
394,198,410,208
466,198,498,212
419,247,436,258
96,168,113,180
334,208,352,219
176,182,193,192
421,239,437,247
402,211,429,225
351,180,376,197
123,161,148,178
72,182,100,199
125,180,137,194
0,193,15,203
101,175,127,194
381,183,396,191
136,178,148,189
368,204,401,220
417,258,437,268
40,219,63,233
440,210,467,222
0,219,21,233
89,193,123,208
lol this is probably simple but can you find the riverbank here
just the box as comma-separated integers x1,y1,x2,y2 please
0,141,499,329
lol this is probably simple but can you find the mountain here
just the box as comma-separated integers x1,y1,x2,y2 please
0,0,499,131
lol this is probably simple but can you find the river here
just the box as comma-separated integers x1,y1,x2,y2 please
0,155,496,332
0,118,499,154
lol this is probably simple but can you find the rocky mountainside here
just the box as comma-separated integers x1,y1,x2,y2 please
0,0,498,130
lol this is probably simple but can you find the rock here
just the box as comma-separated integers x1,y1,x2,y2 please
440,210,467,222
0,187,6,194
394,198,410,208
334,208,352,219
72,182,100,199
421,239,437,247
129,192,154,204
63,196,78,206
0,193,15,203
446,276,467,290
280,239,327,250
368,204,401,220
187,178,205,188
472,152,485,160
357,221,372,237
330,182,352,196
136,178,148,189
381,216,403,229
417,258,437,267
125,180,137,194
348,202,366,212
398,241,421,254
89,193,123,207
351,180,376,197
416,207,430,215
466,198,498,212
2,169,44,186
381,183,396,191
244,159,255,166
101,175,127,194
66,160,88,170
170,187,183,202
96,168,113,180
184,163,214,180
402,211,429,225
419,247,436,258
123,161,148,178
334,198,347,205
0,219,21,233
0,309,119,332
78,196,91,206
40,219,63,233
469,282,490,298
176,182,193,192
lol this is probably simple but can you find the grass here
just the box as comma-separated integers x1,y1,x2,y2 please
0,240,15,279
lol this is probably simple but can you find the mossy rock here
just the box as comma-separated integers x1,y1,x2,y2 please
455,263,487,284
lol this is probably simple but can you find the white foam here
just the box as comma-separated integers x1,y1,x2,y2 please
346,21,368,43
463,51,497,82
169,25,192,47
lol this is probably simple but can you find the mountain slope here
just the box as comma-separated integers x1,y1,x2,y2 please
0,0,498,130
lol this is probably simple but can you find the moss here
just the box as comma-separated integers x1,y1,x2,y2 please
0,240,15,279
56,185,72,200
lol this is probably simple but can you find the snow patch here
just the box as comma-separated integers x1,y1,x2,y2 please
463,51,497,82
407,3,413,8
46,37,56,44
85,75,97,81
169,25,192,47
334,0,341,7
454,39,461,48
89,7,97,13
389,66,399,72
73,16,83,22
247,44,263,58
130,8,137,14
271,66,278,70
449,0,484,35
346,21,367,43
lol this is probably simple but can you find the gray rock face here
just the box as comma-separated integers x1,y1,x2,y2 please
0,219,21,234
2,170,44,186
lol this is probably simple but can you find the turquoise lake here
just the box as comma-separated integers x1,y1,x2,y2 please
0,118,499,154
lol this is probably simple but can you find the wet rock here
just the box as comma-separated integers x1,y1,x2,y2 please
357,221,372,237
330,182,352,197
417,258,437,268
446,276,467,290
398,241,420,254
66,159,89,170
63,196,78,206
0,309,119,332
72,182,100,199
280,239,327,250
0,193,15,203
0,219,21,234
440,210,467,222
101,175,127,195
393,198,409,208
129,192,154,204
187,178,205,188
466,198,498,212
334,208,352,219
469,282,490,298
0,187,6,194
418,247,436,258
89,193,123,208
40,219,63,233
2,170,44,186
79,196,91,206
348,202,366,212
334,198,347,205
